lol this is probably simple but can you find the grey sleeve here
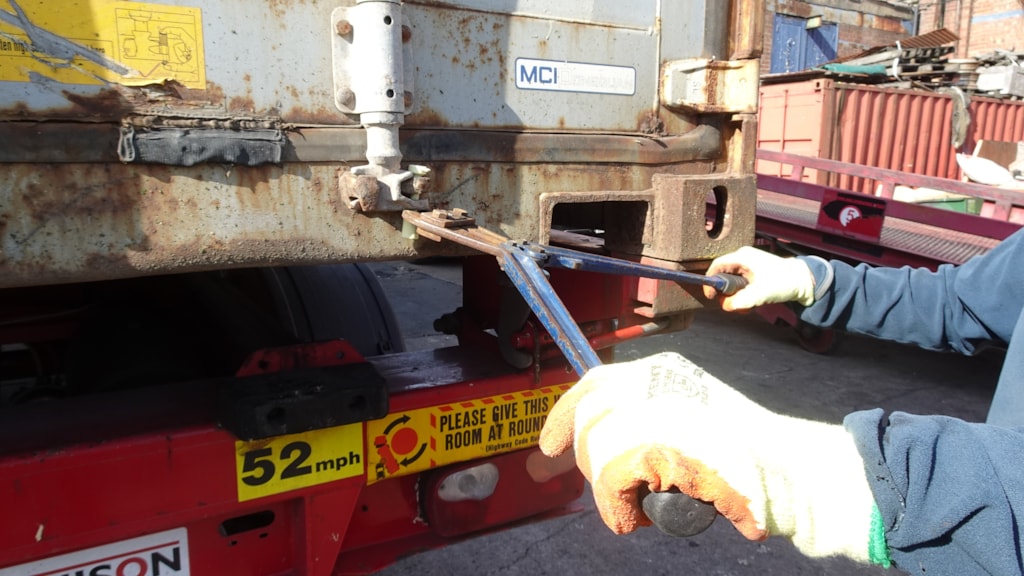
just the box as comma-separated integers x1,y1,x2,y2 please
794,227,1024,354
845,409,1024,575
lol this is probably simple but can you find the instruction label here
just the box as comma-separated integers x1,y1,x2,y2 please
235,424,363,502
366,384,572,484
0,527,190,576
0,0,205,87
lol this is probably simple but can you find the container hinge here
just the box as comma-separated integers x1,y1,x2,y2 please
661,58,759,114
331,0,429,212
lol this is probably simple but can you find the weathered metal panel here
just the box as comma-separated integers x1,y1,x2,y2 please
900,28,960,49
661,1,729,60
769,14,837,74
830,83,1024,193
757,78,1024,194
756,79,829,182
0,0,764,288
411,0,659,29
0,0,344,124
729,0,765,60
0,0,728,130
403,5,658,131
0,154,736,288
769,15,802,74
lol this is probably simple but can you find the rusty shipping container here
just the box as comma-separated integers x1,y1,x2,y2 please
757,78,1024,194
0,0,763,288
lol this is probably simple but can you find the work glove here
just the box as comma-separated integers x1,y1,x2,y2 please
701,247,818,311
539,352,883,564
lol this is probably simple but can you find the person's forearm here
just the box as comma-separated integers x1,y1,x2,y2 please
846,409,1024,575
798,259,997,355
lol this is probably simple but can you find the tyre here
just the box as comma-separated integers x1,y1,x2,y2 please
31,264,404,398
262,264,406,357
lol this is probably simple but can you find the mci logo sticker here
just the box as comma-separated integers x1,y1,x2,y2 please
515,58,635,95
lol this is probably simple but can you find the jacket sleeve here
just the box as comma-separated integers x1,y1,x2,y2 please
845,409,1024,575
797,227,1024,355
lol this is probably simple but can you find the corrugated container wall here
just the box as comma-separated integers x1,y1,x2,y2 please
758,79,1024,194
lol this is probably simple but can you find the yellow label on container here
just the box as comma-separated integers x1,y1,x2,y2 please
235,424,364,502
0,1,205,87
366,384,572,484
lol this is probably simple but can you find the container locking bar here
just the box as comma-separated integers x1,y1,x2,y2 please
403,209,735,537
402,209,745,375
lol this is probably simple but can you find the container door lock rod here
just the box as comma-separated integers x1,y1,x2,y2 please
403,209,741,537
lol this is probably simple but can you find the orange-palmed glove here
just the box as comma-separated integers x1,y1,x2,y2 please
539,352,878,563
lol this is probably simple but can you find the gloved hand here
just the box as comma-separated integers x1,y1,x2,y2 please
701,247,816,311
539,352,879,563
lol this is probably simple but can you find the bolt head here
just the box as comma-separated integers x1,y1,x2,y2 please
336,87,355,109
335,20,352,36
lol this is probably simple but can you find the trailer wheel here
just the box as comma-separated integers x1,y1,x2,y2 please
263,264,406,357
57,264,404,397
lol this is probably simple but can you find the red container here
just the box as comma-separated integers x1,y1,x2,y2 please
757,78,1024,194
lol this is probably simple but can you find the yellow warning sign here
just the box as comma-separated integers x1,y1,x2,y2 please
366,384,573,484
0,0,205,88
235,423,363,502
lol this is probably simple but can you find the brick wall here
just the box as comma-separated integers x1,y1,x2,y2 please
761,0,916,73
918,0,1024,57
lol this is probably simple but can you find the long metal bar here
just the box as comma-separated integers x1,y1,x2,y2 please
402,210,742,372
403,209,720,537
515,241,742,294
500,247,601,376
495,239,719,538
0,125,723,165
403,210,743,295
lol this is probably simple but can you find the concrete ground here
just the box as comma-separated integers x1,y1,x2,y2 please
369,260,1003,576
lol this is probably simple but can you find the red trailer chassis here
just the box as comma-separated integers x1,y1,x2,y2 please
0,337,590,576
753,149,1024,350
756,149,1023,268
0,256,694,576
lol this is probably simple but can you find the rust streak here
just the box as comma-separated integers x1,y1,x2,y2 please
405,105,445,127
161,80,225,105
637,111,665,135
228,95,256,114
61,88,136,117
284,106,349,125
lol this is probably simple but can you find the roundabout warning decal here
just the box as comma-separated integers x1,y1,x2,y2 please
366,384,572,484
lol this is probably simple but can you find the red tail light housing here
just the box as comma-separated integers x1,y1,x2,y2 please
421,448,584,538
